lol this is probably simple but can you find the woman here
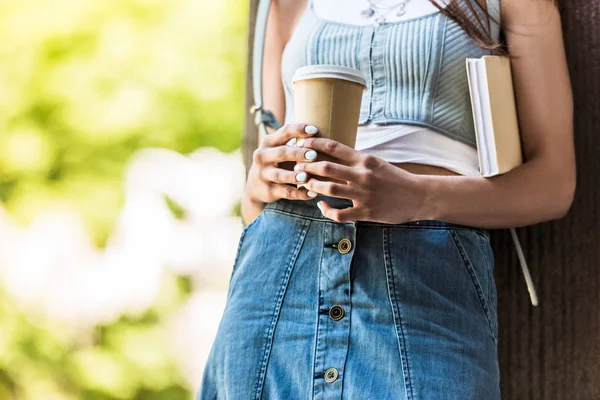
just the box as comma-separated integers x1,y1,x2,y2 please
199,0,575,398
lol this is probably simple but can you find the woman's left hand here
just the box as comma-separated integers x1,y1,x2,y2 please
293,136,433,224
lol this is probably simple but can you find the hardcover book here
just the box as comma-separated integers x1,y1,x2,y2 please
466,55,523,177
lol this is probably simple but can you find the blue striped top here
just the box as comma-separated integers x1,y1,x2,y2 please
281,0,502,148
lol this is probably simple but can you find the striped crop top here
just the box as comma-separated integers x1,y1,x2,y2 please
281,0,501,149
308,0,482,177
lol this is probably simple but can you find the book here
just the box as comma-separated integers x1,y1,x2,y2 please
466,55,523,177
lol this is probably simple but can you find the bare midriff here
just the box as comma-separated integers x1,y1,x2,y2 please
388,162,461,176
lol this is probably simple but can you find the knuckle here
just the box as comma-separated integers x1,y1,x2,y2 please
283,185,295,199
257,166,267,181
320,161,334,175
253,148,263,164
276,146,287,160
326,183,340,196
357,153,370,167
325,140,338,153
265,184,275,198
357,154,368,167
362,154,380,170
269,169,281,183
297,147,308,160
358,167,372,184
292,187,305,199
302,137,315,147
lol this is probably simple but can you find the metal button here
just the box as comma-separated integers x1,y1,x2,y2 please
329,305,344,321
324,367,338,383
337,238,352,254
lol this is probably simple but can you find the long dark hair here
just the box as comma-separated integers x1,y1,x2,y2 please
429,0,560,56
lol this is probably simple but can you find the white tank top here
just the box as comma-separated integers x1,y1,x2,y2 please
311,0,480,177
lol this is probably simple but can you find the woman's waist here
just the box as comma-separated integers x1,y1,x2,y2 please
388,162,462,176
263,194,490,239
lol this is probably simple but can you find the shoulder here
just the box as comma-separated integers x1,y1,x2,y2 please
272,0,308,19
272,0,309,41
499,0,560,27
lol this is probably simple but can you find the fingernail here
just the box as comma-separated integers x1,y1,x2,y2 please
305,125,318,134
307,191,318,198
294,163,302,171
305,150,317,160
316,201,323,210
297,138,305,147
286,137,297,147
295,172,307,182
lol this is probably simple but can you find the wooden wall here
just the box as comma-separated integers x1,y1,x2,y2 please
243,1,600,398
495,1,600,398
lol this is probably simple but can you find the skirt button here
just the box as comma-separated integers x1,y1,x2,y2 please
336,238,352,254
329,305,345,321
324,367,339,383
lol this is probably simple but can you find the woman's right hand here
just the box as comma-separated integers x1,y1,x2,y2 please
245,123,322,204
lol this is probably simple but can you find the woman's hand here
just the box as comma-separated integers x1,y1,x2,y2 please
293,137,432,224
245,123,325,204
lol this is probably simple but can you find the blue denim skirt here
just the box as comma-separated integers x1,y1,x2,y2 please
198,194,500,400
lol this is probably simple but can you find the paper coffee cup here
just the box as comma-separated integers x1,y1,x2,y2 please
292,65,367,189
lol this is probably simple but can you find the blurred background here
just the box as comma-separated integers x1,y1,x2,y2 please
0,0,249,398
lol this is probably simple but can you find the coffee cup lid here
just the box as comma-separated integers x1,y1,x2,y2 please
292,65,367,87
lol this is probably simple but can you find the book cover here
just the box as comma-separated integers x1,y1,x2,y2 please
466,55,523,177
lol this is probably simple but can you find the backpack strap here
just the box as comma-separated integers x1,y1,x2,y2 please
251,0,283,136
486,0,501,42
510,228,539,306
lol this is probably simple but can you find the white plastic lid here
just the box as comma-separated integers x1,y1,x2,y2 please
292,64,367,87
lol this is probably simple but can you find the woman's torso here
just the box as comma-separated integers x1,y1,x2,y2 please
279,0,495,177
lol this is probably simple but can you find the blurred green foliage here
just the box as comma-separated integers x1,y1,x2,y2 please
0,0,248,398
0,272,192,399
0,0,248,246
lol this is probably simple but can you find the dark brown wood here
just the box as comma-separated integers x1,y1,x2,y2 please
496,1,600,399
242,0,600,398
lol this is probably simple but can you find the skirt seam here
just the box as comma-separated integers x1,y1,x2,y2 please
252,217,312,400
383,226,415,400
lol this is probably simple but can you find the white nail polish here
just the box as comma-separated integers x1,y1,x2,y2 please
297,139,305,147
286,137,297,147
295,172,307,182
307,191,318,198
305,125,318,134
294,163,301,171
305,150,317,160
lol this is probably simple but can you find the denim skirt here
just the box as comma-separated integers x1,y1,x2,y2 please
198,194,500,400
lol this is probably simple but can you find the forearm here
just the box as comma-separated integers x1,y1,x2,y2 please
420,155,576,229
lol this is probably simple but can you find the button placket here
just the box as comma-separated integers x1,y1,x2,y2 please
312,222,356,397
